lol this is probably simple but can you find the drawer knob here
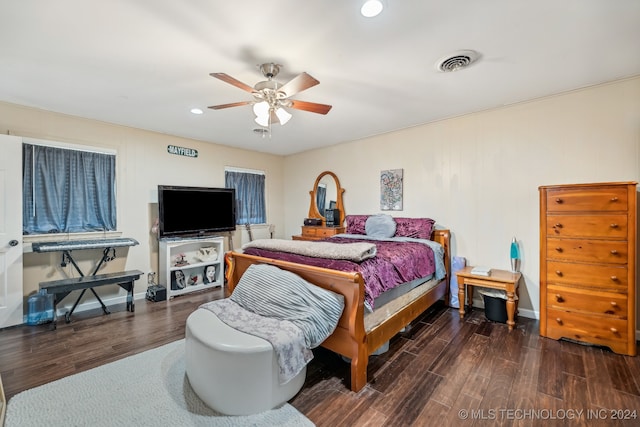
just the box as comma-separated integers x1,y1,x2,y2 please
610,327,618,334
555,270,563,276
610,250,618,255
555,198,563,204
555,247,563,252
610,223,618,228
555,294,564,302
611,275,618,281
554,223,563,228
556,318,563,325
610,301,618,307
610,197,618,202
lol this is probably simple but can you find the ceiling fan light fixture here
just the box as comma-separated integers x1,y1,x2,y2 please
254,114,270,127
253,101,269,116
209,63,332,133
361,0,384,17
275,107,292,125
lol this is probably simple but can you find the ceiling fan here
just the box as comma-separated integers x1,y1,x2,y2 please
208,63,332,127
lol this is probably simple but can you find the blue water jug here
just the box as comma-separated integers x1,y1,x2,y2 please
26,289,54,325
450,256,466,308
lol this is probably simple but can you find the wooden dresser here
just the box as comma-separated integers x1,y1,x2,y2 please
539,181,637,356
292,225,345,241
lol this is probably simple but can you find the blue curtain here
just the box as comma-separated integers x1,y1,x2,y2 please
22,143,117,234
225,171,266,224
316,185,326,213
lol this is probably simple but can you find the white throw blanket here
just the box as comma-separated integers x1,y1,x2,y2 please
243,238,376,261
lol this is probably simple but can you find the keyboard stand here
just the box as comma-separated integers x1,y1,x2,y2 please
33,237,140,326
62,246,116,319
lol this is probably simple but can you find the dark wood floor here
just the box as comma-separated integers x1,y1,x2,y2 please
1,289,639,426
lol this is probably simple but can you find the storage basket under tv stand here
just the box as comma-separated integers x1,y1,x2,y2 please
159,236,224,299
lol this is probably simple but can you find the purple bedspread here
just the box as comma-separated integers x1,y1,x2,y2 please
242,237,436,309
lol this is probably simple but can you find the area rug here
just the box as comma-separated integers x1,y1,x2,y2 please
5,339,314,427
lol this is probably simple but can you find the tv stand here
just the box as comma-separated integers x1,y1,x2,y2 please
159,236,224,299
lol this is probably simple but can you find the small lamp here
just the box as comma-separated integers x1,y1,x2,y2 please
510,237,521,273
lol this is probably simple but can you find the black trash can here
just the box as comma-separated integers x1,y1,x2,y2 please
482,294,507,323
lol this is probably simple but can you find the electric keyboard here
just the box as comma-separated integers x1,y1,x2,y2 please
32,237,139,253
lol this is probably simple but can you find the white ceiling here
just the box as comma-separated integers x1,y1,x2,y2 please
1,1,639,156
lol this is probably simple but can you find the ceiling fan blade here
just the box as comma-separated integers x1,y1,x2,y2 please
277,72,320,97
208,101,252,110
210,73,255,93
288,100,332,115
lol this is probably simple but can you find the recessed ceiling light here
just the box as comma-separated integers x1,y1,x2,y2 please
361,0,384,18
190,108,203,115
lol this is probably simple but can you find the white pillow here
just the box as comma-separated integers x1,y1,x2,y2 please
365,214,396,238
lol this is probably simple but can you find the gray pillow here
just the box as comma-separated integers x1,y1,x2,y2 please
365,214,396,238
230,264,344,348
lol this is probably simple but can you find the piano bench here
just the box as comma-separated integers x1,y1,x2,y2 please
39,269,143,329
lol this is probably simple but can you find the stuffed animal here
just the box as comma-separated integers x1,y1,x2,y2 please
196,246,218,262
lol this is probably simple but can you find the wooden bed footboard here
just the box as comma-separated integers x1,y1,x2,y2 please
224,228,451,392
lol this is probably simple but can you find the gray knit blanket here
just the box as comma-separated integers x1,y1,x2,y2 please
242,238,376,262
200,299,312,385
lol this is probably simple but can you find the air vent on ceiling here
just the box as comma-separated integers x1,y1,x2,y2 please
436,50,480,72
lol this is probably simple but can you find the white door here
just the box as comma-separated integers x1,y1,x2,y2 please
0,135,23,328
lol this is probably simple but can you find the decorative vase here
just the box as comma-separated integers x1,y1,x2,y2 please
510,237,521,273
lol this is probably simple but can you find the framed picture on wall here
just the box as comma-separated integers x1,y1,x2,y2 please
380,169,403,211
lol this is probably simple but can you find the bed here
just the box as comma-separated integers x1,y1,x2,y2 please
224,216,451,393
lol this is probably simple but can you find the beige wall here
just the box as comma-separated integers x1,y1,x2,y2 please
283,76,640,322
0,101,285,309
2,76,640,325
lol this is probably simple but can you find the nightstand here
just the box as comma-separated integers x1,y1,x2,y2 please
456,266,522,330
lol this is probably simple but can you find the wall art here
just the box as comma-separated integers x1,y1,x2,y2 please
380,169,403,210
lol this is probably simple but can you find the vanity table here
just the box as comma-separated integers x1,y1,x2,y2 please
292,171,346,241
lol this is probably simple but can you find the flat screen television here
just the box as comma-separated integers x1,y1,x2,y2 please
158,185,236,239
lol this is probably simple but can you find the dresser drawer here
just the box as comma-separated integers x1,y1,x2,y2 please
545,214,627,239
546,261,628,290
315,227,340,237
546,186,629,212
546,238,628,264
546,307,628,346
300,226,345,238
302,227,318,237
546,285,627,317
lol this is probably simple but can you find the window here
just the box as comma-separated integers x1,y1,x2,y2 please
224,168,266,225
22,142,117,235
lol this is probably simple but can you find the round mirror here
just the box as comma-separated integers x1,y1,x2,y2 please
308,171,345,226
